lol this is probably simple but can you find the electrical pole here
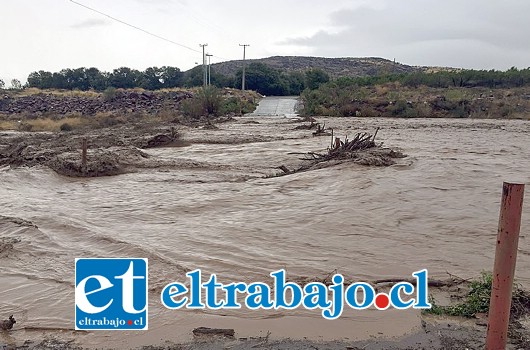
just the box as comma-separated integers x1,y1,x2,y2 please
199,43,208,87
206,53,213,86
239,44,249,91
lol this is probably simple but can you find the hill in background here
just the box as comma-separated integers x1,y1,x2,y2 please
209,56,421,78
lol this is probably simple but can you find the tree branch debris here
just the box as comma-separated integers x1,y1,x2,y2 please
275,127,405,177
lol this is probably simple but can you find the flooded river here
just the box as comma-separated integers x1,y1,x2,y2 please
1,114,530,347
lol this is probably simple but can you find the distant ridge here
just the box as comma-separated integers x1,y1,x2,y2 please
208,56,421,78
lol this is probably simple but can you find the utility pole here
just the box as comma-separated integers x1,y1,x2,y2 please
239,44,250,91
199,43,208,87
206,53,213,86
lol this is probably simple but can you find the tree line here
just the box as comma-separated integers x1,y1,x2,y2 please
333,67,530,89
17,64,330,96
26,66,185,91
4,64,529,95
0,78,22,90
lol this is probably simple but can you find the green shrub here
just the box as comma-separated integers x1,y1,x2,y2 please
426,272,492,317
359,106,380,117
60,122,73,131
181,98,204,118
182,86,222,118
403,106,419,118
241,99,258,114
444,88,468,101
453,104,469,118
220,97,241,115
199,86,221,115
339,103,358,117
389,100,408,116
219,97,257,115
103,87,117,102
500,105,513,117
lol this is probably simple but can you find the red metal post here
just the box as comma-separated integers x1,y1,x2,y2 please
486,182,525,350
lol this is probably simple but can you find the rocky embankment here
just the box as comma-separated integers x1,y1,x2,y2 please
0,89,193,117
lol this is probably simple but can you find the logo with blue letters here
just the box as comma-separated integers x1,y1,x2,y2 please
75,258,148,330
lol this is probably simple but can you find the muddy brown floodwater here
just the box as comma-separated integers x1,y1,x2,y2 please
1,116,530,348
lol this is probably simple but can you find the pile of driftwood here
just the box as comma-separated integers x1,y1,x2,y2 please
305,127,380,161
277,127,404,176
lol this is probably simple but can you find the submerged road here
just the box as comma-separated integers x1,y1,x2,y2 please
248,96,299,117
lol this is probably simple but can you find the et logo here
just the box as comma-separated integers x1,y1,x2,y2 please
75,258,148,330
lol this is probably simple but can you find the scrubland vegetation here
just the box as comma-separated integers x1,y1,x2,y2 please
301,83,530,119
0,87,260,132
2,62,529,120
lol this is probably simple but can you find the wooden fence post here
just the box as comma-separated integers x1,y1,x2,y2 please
81,138,87,167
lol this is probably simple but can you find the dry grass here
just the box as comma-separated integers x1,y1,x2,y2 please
15,88,101,98
444,88,472,101
33,117,85,131
129,87,147,93
0,120,18,130
156,87,191,93
0,108,185,132
375,85,391,96
0,117,85,132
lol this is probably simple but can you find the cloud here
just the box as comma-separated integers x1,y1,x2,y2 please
133,0,175,4
70,18,110,29
132,0,177,14
279,0,530,69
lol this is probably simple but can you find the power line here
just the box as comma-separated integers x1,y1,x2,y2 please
69,0,222,58
173,2,238,44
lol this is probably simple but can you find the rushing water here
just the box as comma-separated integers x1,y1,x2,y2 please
1,116,530,347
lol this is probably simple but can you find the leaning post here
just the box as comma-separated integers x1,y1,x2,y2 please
81,138,87,168
486,182,525,350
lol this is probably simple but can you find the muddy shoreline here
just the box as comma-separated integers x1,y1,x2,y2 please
0,117,249,177
0,116,403,178
0,318,525,349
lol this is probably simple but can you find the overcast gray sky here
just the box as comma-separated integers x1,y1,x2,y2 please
1,0,529,85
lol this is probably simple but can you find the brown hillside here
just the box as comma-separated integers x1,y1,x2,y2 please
208,56,420,78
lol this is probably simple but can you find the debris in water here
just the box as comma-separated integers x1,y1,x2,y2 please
192,327,235,338
276,128,406,177
0,315,16,330
312,122,331,136
293,120,318,130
